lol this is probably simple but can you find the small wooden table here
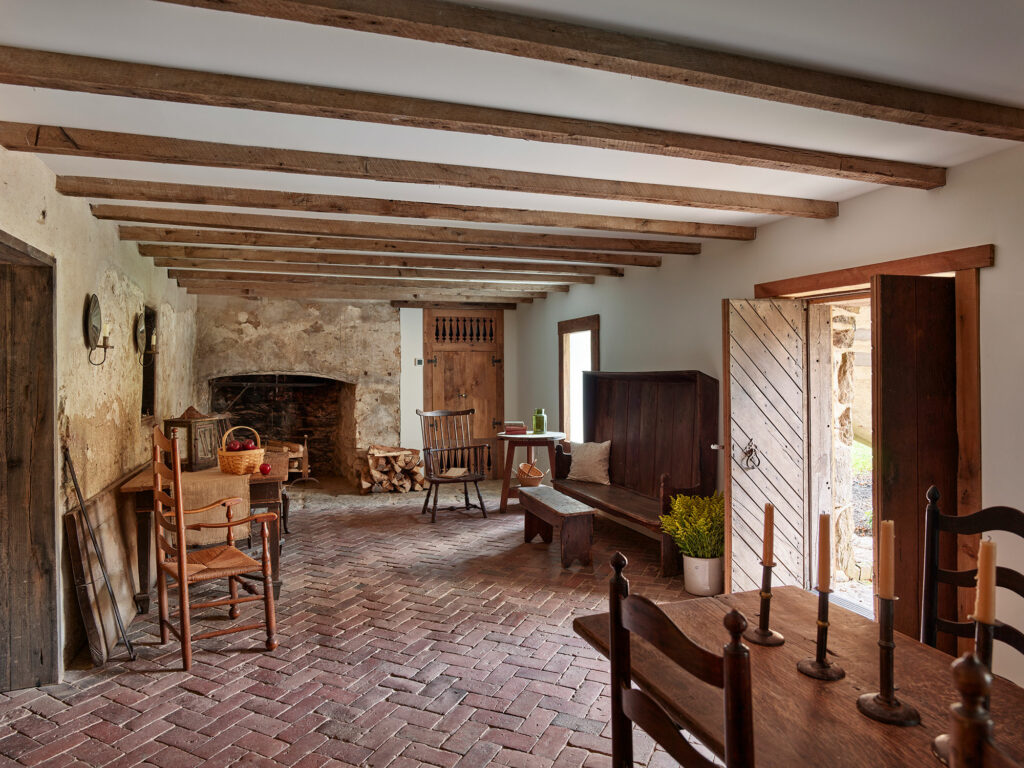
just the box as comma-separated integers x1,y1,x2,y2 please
119,466,287,613
520,485,595,568
574,586,1024,768
497,431,565,513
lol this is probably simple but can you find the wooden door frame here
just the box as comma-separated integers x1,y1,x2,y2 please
753,244,988,627
557,314,601,435
0,229,59,689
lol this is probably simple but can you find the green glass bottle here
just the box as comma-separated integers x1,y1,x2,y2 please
532,408,547,434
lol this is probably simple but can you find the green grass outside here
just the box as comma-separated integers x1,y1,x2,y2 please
852,440,872,474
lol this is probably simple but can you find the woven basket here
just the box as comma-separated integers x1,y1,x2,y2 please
516,462,545,487
218,425,265,475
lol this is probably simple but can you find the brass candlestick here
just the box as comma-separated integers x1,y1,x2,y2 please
743,561,784,646
797,589,845,680
857,596,920,726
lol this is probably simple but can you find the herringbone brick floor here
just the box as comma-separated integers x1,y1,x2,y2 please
0,482,698,767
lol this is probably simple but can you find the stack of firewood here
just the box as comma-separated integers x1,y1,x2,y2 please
358,445,428,494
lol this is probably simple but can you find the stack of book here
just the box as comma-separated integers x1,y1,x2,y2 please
503,420,528,435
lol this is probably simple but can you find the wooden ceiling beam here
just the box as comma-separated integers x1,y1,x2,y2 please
0,122,837,218
176,278,541,301
391,300,519,310
113,219,676,262
0,47,943,189
138,244,623,276
153,0,1024,142
153,257,594,283
168,269,565,292
57,176,757,240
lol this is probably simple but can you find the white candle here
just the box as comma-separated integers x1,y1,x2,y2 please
818,513,830,591
150,330,158,347
878,520,895,599
102,323,111,338
974,539,997,624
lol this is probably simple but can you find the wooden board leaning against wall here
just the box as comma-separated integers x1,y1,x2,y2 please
423,309,504,480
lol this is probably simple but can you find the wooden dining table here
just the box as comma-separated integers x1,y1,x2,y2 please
574,586,1024,768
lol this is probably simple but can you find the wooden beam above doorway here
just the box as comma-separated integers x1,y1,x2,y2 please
0,122,838,218
56,176,756,240
153,0,1024,142
137,244,625,277
0,46,945,189
391,300,518,310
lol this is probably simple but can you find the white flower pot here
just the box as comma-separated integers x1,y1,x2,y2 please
683,555,724,596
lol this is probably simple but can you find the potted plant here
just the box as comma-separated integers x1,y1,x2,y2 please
660,492,725,595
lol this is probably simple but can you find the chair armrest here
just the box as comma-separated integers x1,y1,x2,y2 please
181,497,244,515
554,443,573,480
658,474,702,514
184,512,277,530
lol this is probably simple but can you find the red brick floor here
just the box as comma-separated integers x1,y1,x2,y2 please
0,482,698,767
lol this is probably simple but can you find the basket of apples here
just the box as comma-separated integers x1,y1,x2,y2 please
218,426,266,475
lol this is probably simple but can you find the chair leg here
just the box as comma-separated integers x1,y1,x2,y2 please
421,482,433,515
475,481,487,518
463,482,470,509
156,565,170,644
263,569,278,652
229,576,240,619
180,581,192,672
431,482,440,523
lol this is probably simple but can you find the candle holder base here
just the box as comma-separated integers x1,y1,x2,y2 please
797,657,845,681
856,692,920,727
931,734,950,765
743,626,785,646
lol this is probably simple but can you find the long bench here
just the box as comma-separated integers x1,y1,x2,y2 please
519,485,595,568
552,370,719,577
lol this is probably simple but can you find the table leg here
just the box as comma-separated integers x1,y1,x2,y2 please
134,496,152,614
526,446,535,465
547,443,557,483
499,441,516,514
281,491,290,534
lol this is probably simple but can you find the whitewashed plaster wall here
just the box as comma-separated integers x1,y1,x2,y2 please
512,143,1024,685
0,146,197,669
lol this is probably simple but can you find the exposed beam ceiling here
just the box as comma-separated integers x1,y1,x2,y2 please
166,269,568,292
391,301,519,310
176,278,541,301
108,213,690,258
154,258,595,284
0,122,837,217
137,245,625,276
154,0,1024,141
56,177,756,240
0,46,945,189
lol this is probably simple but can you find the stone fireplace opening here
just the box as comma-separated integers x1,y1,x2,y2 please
210,373,356,479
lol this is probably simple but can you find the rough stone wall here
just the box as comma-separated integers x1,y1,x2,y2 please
831,305,858,579
193,295,401,480
0,147,198,668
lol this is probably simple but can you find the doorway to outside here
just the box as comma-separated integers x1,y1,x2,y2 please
558,315,600,442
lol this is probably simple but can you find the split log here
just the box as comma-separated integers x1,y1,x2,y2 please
360,445,427,494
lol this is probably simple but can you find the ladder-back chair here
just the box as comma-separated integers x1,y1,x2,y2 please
921,486,1024,672
417,408,490,523
609,553,754,768
153,426,278,670
938,653,1021,768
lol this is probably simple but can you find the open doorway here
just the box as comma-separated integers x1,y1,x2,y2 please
812,299,874,613
558,315,600,442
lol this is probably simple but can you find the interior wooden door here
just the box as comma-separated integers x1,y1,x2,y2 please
723,298,809,593
0,242,58,691
423,310,504,478
871,274,957,640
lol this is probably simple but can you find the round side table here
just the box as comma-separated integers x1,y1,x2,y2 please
497,431,566,513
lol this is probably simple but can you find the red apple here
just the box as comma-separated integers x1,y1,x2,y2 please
243,439,257,450
259,463,272,476
227,440,242,452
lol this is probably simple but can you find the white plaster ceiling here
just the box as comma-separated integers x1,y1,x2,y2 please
0,0,1020,235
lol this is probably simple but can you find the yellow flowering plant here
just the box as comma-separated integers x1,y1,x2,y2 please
659,492,725,559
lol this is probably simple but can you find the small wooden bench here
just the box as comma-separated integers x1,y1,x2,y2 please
519,486,596,568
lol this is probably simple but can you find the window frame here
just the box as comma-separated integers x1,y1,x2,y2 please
557,314,600,438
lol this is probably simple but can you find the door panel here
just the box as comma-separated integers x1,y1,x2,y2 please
423,310,504,478
724,298,808,593
872,275,957,640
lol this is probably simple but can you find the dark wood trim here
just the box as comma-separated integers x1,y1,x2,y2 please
954,268,982,651
754,245,994,298
0,121,837,217
557,315,601,435
392,301,517,310
154,0,1024,141
721,298,733,594
0,229,54,267
179,279,536,302
60,177,757,240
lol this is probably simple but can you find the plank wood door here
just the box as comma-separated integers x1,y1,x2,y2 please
723,298,809,593
423,309,504,479
0,241,58,691
871,275,957,640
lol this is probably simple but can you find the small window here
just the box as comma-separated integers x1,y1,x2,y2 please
558,315,600,442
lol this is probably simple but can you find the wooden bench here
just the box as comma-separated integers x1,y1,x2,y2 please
519,486,596,568
552,370,718,577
